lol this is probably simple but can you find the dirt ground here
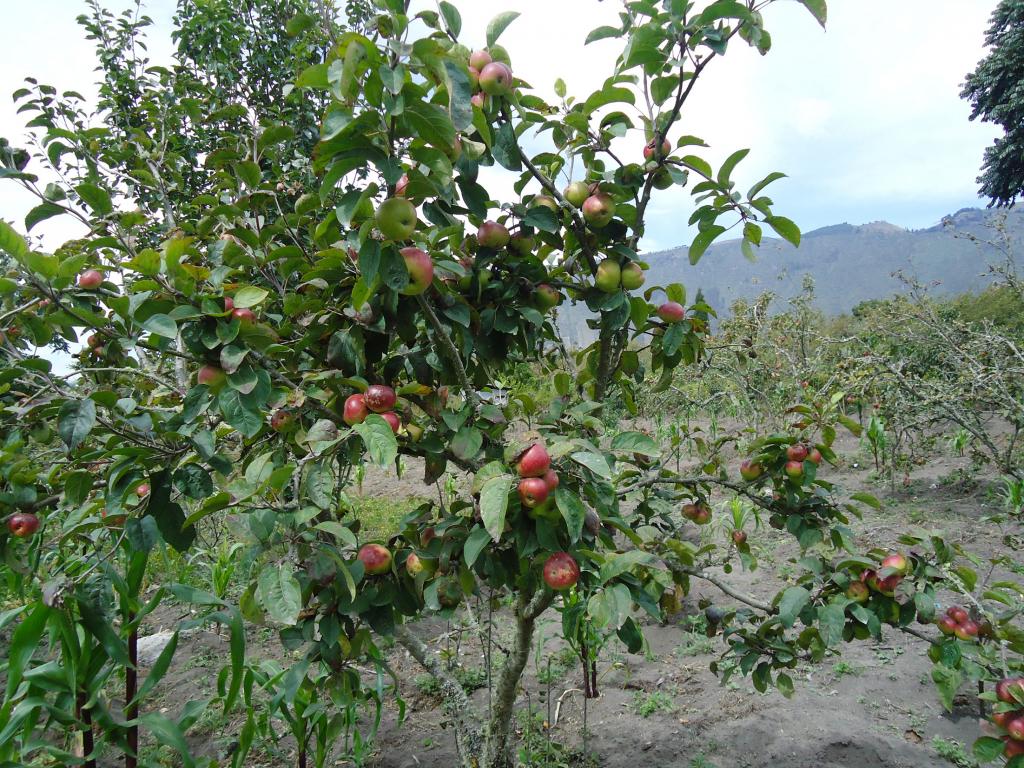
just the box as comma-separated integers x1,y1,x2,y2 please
137,422,1008,768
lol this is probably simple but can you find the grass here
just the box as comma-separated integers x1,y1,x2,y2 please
932,736,979,768
832,660,862,678
414,665,488,696
348,494,430,540
632,690,676,718
538,646,579,685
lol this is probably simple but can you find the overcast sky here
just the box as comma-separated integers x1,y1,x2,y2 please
0,0,1002,254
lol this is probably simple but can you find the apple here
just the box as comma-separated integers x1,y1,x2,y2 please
542,469,559,493
846,581,870,604
1005,737,1024,758
364,384,397,413
643,138,671,160
582,192,614,228
620,262,645,290
375,197,417,240
400,247,434,295
478,62,513,97
78,269,103,289
516,443,551,478
357,543,392,575
469,49,492,71
406,552,424,576
584,508,601,537
731,530,747,546
135,482,150,498
784,460,804,479
343,394,369,425
1008,717,1024,742
197,364,227,393
468,66,480,90
395,174,410,197
405,422,424,442
947,606,969,624
998,678,1024,704
563,181,589,207
786,443,809,462
437,576,462,608
876,573,902,596
993,711,1018,729
532,195,559,211
881,553,909,575
471,92,489,110
652,167,674,190
954,620,980,642
739,460,763,481
543,552,580,591
477,220,510,249
421,526,437,547
270,409,294,432
807,447,823,465
380,412,401,433
223,296,235,311
232,307,256,326
7,513,40,537
693,506,712,525
594,260,621,293
518,477,549,508
656,302,685,323
535,284,560,312
937,616,958,636
508,234,535,257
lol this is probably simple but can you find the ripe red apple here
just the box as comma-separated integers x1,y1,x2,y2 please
937,616,959,636
400,247,434,295
739,460,763,481
469,49,492,71
375,197,417,240
643,138,671,160
846,581,870,604
786,443,809,462
7,513,40,537
731,530,747,546
620,262,645,290
594,260,621,293
86,333,101,348
478,62,513,97
656,301,685,323
77,269,103,289
861,569,880,592
343,394,369,425
876,573,902,597
406,552,424,576
518,477,549,509
542,552,580,591
364,385,397,413
807,447,823,465
998,678,1024,704
954,620,980,642
357,543,392,575
477,221,510,249
784,460,804,479
563,181,589,207
223,296,234,311
197,364,227,392
532,194,559,211
380,412,401,433
270,409,294,432
395,174,410,197
993,710,1021,729
1008,716,1024,742
535,284,560,312
584,508,601,537
420,526,437,547
1005,736,1024,758
581,192,614,228
232,307,256,326
135,482,150,498
516,443,551,478
881,553,909,576
947,606,969,624
693,506,712,525
542,469,559,493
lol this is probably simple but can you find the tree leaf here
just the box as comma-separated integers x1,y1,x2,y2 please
58,398,96,451
480,474,512,541
353,415,398,466
776,586,810,628
146,468,197,552
610,431,659,456
439,1,462,36
766,215,801,247
688,225,726,265
486,11,520,47
0,220,29,261
142,313,177,339
25,202,64,231
4,603,50,699
797,0,827,28
139,713,196,768
232,286,269,308
555,486,586,542
75,182,113,215
585,25,622,45
257,564,302,625
571,451,612,479
464,525,491,567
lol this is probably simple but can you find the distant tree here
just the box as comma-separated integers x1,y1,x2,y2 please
962,0,1024,207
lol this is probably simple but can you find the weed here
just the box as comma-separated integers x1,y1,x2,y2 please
931,736,979,768
632,690,676,718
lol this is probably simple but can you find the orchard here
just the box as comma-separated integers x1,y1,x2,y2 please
0,1,1022,767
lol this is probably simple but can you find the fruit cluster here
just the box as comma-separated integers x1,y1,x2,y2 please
936,605,986,642
993,678,1024,758
343,385,402,434
856,553,909,598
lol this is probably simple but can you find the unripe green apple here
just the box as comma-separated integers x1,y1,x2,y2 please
479,62,513,97
532,195,559,211
620,262,645,290
375,197,417,240
535,284,560,311
594,259,621,293
563,181,589,207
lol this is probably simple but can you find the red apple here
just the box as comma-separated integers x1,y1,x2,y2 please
135,482,150,498
786,443,809,462
739,460,763,481
420,527,437,547
947,606,969,624
469,49,492,71
516,443,551,478
594,259,621,293
478,62,513,97
731,530,747,546
643,138,671,160
993,710,1021,729
406,552,424,576
395,174,410,197
224,296,235,311
937,616,959,636
1004,737,1024,758
197,364,227,392
471,91,489,110
400,247,434,295
477,220,510,249
86,333,102,348
232,307,256,325
364,384,397,413
543,552,580,591
380,412,401,433
518,477,549,509
784,460,804,479
468,66,480,90
6,513,40,537
532,195,559,211
581,192,614,228
954,620,980,642
876,573,902,597
77,269,103,289
357,543,392,575
375,197,418,241
270,409,294,432
535,284,560,312
846,581,870,604
1008,717,1024,742
656,302,685,323
807,447,823,465
542,469,559,493
999,679,1024,704
343,394,369,425
584,508,601,537
881,553,909,576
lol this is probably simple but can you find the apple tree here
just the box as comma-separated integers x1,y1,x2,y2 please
2,1,1023,767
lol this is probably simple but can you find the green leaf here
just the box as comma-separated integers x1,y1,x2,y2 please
587,584,631,629
235,161,261,188
464,525,491,567
748,171,786,199
451,426,483,461
797,0,827,27
571,451,612,479
139,713,195,768
766,215,801,247
0,220,29,261
850,492,881,510
404,100,456,151
75,182,113,215
776,586,810,628
492,122,522,171
688,225,725,265
555,486,586,542
5,603,50,699
486,11,520,47
257,124,295,151
717,148,749,187
931,664,961,712
76,586,130,665
610,431,659,456
523,205,559,233
776,672,794,698
64,470,94,505
973,736,1006,762
480,474,512,542
696,0,754,24
232,285,269,308
58,398,96,451
257,564,302,625
439,2,462,37
218,390,264,438
142,313,177,339
585,25,621,45
132,631,179,705
353,415,398,467
599,550,660,583
444,60,474,133
314,521,357,548
25,202,64,231
147,468,197,552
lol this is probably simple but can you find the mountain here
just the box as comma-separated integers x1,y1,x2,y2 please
557,207,1024,347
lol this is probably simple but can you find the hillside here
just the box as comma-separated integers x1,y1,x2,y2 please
558,207,1023,347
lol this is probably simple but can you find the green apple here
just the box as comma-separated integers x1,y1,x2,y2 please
375,197,417,240
563,181,589,207
620,262,645,290
595,259,621,293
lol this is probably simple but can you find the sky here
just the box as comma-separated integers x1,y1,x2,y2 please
0,0,1004,255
